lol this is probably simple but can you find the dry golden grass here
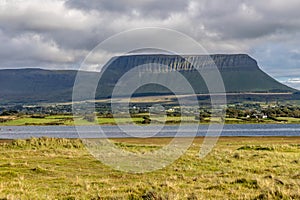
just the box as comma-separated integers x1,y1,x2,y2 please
0,137,299,199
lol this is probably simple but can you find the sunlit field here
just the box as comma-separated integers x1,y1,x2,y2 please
1,114,300,126
0,137,299,199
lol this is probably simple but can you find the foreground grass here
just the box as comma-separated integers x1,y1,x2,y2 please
0,137,299,199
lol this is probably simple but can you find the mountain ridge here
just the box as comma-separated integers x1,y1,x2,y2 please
106,54,258,72
0,54,297,104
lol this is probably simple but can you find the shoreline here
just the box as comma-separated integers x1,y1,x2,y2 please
1,136,300,143
0,121,299,126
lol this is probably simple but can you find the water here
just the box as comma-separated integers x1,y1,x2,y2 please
1,124,300,139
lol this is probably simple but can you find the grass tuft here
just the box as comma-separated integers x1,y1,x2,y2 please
233,178,259,189
0,137,299,199
8,137,84,149
237,145,275,151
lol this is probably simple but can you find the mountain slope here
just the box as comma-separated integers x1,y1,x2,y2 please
96,54,296,96
0,54,296,104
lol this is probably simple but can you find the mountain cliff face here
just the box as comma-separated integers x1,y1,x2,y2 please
97,54,295,97
0,54,296,104
105,54,258,73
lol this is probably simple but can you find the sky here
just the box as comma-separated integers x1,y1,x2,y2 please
0,0,300,89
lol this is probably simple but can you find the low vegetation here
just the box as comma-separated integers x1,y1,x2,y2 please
0,137,299,199
2,101,300,125
1,114,300,126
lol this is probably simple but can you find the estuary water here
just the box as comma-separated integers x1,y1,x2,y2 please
1,124,300,139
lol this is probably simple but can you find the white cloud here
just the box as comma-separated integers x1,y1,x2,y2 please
0,0,299,82
281,78,300,90
286,78,300,83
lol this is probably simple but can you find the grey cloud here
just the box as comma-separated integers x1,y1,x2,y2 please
0,31,77,68
290,51,300,61
0,0,299,83
65,0,189,19
0,1,104,50
197,0,300,40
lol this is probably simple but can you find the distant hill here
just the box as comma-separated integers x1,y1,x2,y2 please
0,54,297,104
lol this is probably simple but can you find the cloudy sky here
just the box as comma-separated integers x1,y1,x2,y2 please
0,0,300,89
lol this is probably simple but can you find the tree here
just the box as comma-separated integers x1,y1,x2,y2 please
142,116,151,124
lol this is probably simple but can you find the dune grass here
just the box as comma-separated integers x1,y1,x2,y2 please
0,137,299,199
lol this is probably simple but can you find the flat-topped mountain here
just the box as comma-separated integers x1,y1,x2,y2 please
106,54,258,72
0,54,297,104
97,54,296,97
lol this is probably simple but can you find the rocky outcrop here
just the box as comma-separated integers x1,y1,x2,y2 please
107,54,258,73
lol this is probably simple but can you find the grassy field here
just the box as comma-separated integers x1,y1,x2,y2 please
0,137,299,199
1,114,299,126
0,115,75,126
